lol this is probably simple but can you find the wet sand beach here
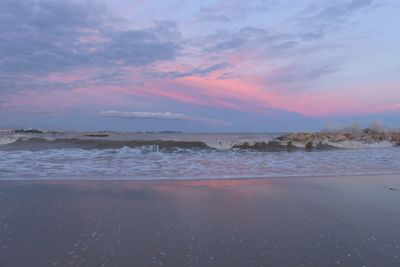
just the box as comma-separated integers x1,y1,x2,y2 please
0,176,400,267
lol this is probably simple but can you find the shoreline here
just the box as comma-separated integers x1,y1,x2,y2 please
1,172,400,181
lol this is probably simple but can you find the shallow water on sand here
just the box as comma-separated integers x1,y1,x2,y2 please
1,177,400,266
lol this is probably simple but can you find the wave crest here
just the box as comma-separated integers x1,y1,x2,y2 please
0,138,210,151
0,134,398,152
0,136,20,146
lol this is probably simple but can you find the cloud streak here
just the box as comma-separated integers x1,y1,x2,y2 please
100,111,230,126
144,62,231,79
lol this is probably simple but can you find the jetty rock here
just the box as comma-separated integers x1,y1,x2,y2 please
276,130,400,146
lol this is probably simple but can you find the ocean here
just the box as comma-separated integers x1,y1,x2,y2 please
1,131,399,180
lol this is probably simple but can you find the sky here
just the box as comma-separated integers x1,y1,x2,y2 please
0,0,399,132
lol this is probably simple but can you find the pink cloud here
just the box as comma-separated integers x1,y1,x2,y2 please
5,65,400,119
150,75,400,117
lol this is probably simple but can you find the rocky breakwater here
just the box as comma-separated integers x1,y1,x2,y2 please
276,129,400,150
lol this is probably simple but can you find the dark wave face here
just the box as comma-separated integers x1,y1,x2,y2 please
0,138,210,151
0,137,341,152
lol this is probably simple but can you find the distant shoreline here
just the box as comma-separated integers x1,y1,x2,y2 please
1,173,400,182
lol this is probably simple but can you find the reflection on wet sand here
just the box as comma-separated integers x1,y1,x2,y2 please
0,176,400,266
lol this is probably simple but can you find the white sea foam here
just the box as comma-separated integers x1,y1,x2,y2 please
1,145,400,180
205,139,273,149
326,140,395,149
204,140,236,150
0,136,19,146
279,140,396,149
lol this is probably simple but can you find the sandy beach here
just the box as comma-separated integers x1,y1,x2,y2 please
0,175,400,267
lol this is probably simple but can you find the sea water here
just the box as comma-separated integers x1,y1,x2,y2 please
0,132,399,179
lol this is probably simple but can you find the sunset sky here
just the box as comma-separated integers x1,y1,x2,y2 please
1,0,399,132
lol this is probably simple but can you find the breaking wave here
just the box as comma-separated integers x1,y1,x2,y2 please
0,136,20,146
0,136,397,152
0,137,210,151
1,131,400,179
